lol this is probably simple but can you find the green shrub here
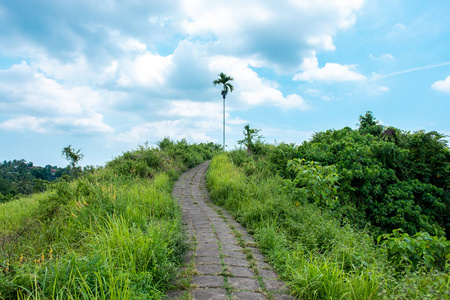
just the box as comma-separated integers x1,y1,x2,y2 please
379,229,450,272
207,153,450,299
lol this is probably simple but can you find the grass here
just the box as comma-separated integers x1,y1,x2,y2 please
0,173,184,299
0,141,220,299
207,153,450,299
0,194,41,234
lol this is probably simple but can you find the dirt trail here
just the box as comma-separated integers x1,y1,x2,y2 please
167,161,294,300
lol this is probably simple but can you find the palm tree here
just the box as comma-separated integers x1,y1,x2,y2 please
213,72,234,150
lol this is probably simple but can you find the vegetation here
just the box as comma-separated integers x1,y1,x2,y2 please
0,160,66,202
237,124,263,156
61,145,84,178
296,112,450,238
0,139,221,299
207,115,450,299
2,111,449,299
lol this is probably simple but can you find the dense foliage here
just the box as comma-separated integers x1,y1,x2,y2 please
242,112,450,239
0,139,221,299
294,113,450,238
207,153,450,299
0,160,67,202
207,115,449,298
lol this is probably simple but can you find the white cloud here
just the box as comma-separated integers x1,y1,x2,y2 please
181,0,364,70
118,52,173,88
0,114,114,134
0,116,47,133
209,55,310,110
293,55,366,82
305,89,321,97
369,53,395,61
431,76,450,94
121,38,147,52
0,61,114,134
116,119,217,144
379,86,389,92
163,100,222,119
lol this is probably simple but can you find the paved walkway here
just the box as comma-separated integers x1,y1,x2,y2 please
167,161,294,300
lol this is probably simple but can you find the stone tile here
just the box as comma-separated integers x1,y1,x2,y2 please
192,288,227,300
196,248,220,257
241,235,255,242
196,243,219,251
196,236,218,243
196,230,215,235
221,244,242,251
195,256,221,264
219,237,238,244
196,264,222,275
253,253,266,261
222,250,246,259
219,231,235,237
228,266,254,278
228,277,261,291
232,291,266,300
256,261,271,269
223,257,249,267
258,269,278,279
262,279,289,292
213,226,232,232
272,293,296,300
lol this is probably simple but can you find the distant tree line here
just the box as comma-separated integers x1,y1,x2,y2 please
0,160,67,202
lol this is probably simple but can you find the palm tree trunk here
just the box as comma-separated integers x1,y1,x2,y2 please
223,96,225,150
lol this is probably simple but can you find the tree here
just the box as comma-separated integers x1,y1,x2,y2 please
213,72,234,150
358,111,384,136
238,124,262,156
62,145,84,177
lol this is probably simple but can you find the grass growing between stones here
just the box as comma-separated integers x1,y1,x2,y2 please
207,154,450,299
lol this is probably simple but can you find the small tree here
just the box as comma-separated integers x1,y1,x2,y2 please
238,124,263,156
358,111,383,136
62,145,84,177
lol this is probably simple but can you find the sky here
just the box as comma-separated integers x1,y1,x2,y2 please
0,0,449,167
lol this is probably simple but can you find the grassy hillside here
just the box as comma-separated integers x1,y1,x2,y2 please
0,139,221,299
207,153,449,299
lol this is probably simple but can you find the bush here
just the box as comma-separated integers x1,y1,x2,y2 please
207,153,450,299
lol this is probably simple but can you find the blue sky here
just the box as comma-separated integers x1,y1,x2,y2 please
0,0,449,167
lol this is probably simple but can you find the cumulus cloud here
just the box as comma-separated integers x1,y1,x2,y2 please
163,100,222,119
118,52,173,88
116,119,217,145
0,61,114,134
0,0,367,150
181,0,363,70
293,55,366,82
209,55,310,110
431,76,450,94
0,116,47,133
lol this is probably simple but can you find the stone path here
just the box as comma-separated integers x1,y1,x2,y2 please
167,161,294,300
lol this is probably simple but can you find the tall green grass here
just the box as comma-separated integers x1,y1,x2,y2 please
0,172,184,299
207,153,450,299
1,141,220,299
0,194,41,234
